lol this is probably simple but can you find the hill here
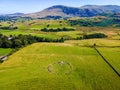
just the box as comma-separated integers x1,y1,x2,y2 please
24,5,120,18
0,42,120,90
0,13,24,17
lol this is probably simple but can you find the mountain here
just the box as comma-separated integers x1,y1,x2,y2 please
24,5,120,18
24,5,79,18
80,5,120,16
0,13,24,17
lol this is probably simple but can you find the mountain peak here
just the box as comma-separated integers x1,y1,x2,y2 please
24,5,120,18
45,5,67,10
46,5,77,10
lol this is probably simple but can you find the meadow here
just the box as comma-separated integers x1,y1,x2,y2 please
0,20,120,40
0,48,12,56
0,19,120,90
0,43,120,90
98,47,120,74
65,39,120,46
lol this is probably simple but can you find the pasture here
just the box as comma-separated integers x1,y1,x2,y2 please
65,39,120,46
0,42,120,90
0,20,120,41
0,48,12,56
98,47,120,74
0,19,120,90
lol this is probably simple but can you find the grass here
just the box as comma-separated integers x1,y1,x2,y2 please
0,43,120,90
14,20,72,30
0,20,120,90
98,47,120,74
56,31,83,39
65,39,120,46
0,29,60,40
110,35,120,40
0,48,12,56
1,20,120,41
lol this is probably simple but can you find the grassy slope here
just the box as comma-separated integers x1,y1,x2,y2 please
0,48,12,56
0,30,60,40
66,39,120,73
0,20,72,40
98,47,120,74
65,39,120,46
1,20,120,40
0,43,120,90
15,20,72,30
56,31,83,39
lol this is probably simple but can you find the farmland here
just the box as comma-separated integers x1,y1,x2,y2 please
0,48,12,56
0,19,120,90
98,47,120,74
0,42,120,90
0,20,120,40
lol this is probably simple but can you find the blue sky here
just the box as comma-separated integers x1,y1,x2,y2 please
0,0,120,14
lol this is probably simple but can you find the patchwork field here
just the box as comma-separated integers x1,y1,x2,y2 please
1,20,120,40
1,3,120,90
0,42,120,90
0,19,120,90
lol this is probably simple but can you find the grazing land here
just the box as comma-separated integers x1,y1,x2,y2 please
0,48,12,56
98,47,120,74
0,42,120,90
0,18,120,90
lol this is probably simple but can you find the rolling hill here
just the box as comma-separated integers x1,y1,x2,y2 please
0,13,24,17
24,5,120,18
0,42,120,90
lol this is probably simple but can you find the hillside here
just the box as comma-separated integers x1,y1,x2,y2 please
24,5,120,18
0,42,120,90
0,13,24,17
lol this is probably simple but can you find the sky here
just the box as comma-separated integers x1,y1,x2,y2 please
0,0,120,14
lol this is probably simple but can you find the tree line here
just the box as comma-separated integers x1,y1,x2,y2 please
41,27,75,32
83,33,107,39
0,33,107,48
0,34,64,48
68,18,120,27
0,26,18,30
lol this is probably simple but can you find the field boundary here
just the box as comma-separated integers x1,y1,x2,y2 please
95,46,120,48
94,47,120,77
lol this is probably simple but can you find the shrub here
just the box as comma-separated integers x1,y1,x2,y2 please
0,26,18,30
1,40,12,48
83,33,107,39
41,27,75,32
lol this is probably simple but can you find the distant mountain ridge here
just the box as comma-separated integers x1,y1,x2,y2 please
24,5,120,18
0,13,24,16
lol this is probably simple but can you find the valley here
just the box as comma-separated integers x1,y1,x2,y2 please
0,4,120,90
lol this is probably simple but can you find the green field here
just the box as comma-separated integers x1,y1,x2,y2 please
0,48,12,56
65,39,120,46
0,20,76,41
1,20,120,41
98,47,120,74
0,19,120,90
0,42,120,90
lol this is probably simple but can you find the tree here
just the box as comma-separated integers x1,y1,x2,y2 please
1,40,12,48
83,33,107,39
12,39,23,48
47,24,50,28
0,39,2,47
